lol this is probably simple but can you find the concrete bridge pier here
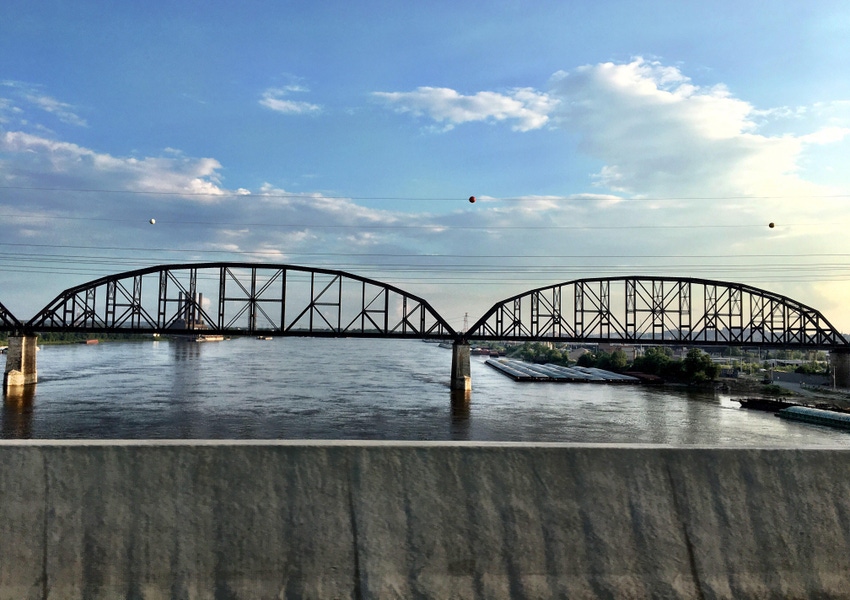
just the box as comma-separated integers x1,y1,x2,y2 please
3,334,38,393
830,347,850,388
450,340,471,391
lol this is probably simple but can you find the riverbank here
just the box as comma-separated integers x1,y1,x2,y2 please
716,374,850,410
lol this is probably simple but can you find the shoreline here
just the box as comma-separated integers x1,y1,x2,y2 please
715,375,850,410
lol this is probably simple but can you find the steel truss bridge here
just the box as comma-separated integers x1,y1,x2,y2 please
15,263,455,339
466,276,848,349
1,265,848,350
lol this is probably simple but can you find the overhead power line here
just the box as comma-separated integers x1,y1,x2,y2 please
0,263,847,287
2,184,850,202
0,212,820,230
2,240,850,260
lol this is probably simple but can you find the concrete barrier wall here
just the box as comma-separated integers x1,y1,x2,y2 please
1,441,849,599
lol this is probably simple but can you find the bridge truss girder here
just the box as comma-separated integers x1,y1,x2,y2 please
25,263,456,339
0,299,21,331
467,276,849,349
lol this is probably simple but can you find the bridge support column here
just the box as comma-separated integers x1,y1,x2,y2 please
3,334,38,392
830,348,850,389
450,341,471,391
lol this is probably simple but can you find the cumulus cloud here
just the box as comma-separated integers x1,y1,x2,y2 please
548,58,845,199
259,86,321,115
0,131,230,200
374,86,557,131
374,59,847,201
800,126,850,145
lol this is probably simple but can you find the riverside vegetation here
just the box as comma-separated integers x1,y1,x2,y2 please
504,343,828,387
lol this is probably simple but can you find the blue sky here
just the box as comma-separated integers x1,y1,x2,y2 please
2,1,850,330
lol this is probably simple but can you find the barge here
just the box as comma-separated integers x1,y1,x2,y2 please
776,406,850,430
738,398,798,412
484,358,640,383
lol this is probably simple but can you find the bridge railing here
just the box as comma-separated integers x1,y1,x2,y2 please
25,263,457,339
466,276,849,349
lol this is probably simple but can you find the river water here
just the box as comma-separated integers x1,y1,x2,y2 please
2,337,849,444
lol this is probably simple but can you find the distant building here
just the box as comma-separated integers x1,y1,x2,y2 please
568,348,590,362
599,344,637,361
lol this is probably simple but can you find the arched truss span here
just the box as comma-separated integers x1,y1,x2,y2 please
466,276,849,348
26,263,457,339
0,299,21,331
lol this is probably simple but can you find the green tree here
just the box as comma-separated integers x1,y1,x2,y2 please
577,352,598,367
507,342,569,365
682,348,720,383
631,347,671,376
607,348,629,371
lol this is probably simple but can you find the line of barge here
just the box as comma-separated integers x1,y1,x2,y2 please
484,358,640,384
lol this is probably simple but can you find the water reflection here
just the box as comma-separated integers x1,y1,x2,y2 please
2,385,35,439
171,341,203,361
169,341,206,438
450,388,471,438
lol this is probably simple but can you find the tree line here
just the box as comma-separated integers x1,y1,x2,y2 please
0,332,151,344
506,343,722,384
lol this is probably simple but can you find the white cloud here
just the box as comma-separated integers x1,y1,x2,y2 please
0,98,23,124
800,126,850,145
548,57,844,199
1,130,227,200
0,81,86,127
253,184,405,230
25,93,87,127
259,86,321,115
373,86,557,131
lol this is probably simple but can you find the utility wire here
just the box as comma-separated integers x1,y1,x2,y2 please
2,184,850,201
0,213,805,230
2,241,850,261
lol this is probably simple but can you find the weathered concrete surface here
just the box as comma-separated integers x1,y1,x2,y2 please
1,442,850,599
